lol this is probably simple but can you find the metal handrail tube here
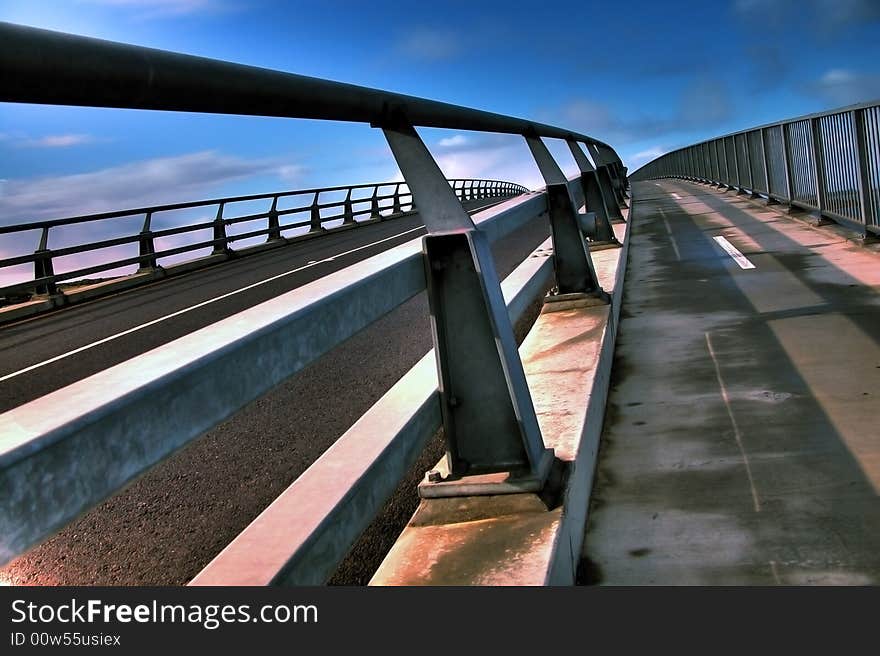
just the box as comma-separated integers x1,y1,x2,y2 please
0,23,613,150
631,101,880,236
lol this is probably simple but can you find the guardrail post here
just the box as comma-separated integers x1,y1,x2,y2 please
369,186,381,220
566,139,619,245
525,134,608,302
267,196,282,240
809,118,828,216
590,143,628,208
759,128,777,204
781,124,795,206
745,133,761,198
851,109,873,233
392,184,403,215
342,188,356,225
212,202,230,255
733,136,746,195
379,119,554,496
136,211,158,272
719,138,731,188
583,142,624,221
33,226,57,296
309,191,325,233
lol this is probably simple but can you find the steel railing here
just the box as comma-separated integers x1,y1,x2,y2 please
0,177,528,301
631,101,880,237
0,22,629,580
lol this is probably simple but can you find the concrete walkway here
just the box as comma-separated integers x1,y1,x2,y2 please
581,179,880,585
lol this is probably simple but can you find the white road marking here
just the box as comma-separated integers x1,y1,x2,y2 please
671,192,682,199
658,208,681,261
0,225,426,383
705,332,761,512
713,235,756,270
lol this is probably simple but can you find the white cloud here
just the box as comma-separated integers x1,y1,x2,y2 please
809,69,880,106
625,147,667,170
0,150,289,225
1,133,97,149
277,164,305,182
432,135,544,191
438,135,469,148
398,28,462,61
24,134,95,148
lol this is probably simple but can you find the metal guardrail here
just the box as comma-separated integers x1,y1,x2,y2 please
0,177,527,300
0,22,629,580
631,101,880,238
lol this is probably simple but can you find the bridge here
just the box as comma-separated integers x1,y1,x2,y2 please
1,23,878,587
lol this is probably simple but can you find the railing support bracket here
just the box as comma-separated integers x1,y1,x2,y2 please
381,120,554,497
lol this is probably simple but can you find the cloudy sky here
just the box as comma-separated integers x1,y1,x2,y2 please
1,0,879,225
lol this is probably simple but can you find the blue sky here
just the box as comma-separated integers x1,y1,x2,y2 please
1,0,879,225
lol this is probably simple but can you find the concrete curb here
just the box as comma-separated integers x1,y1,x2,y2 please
544,198,633,584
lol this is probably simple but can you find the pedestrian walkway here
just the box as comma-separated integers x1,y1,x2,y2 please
581,179,880,585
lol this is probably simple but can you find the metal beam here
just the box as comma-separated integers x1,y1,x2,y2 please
525,135,607,299
0,21,613,149
382,121,553,495
566,140,619,244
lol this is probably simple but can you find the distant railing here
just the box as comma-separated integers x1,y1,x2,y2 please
631,101,880,237
0,178,528,301
0,22,628,581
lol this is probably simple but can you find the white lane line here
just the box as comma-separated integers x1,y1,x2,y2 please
713,235,756,270
658,208,681,261
705,332,762,513
0,225,426,384
671,192,682,199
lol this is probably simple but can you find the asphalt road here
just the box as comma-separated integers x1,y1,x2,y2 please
581,180,880,585
1,197,552,585
0,201,498,412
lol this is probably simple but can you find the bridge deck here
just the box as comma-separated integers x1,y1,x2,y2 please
582,180,880,585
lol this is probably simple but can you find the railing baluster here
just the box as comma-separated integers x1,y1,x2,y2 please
212,202,229,255
342,188,355,225
33,226,57,296
370,185,381,220
267,196,282,241
137,211,158,271
809,117,828,215
851,109,872,232
309,191,324,233
391,183,402,215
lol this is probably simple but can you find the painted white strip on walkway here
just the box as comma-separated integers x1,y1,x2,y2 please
0,226,425,383
658,208,681,261
713,235,756,270
705,332,761,513
671,192,682,199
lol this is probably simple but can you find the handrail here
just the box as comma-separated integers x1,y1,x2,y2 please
0,22,616,151
0,177,527,299
631,101,880,236
0,22,629,580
